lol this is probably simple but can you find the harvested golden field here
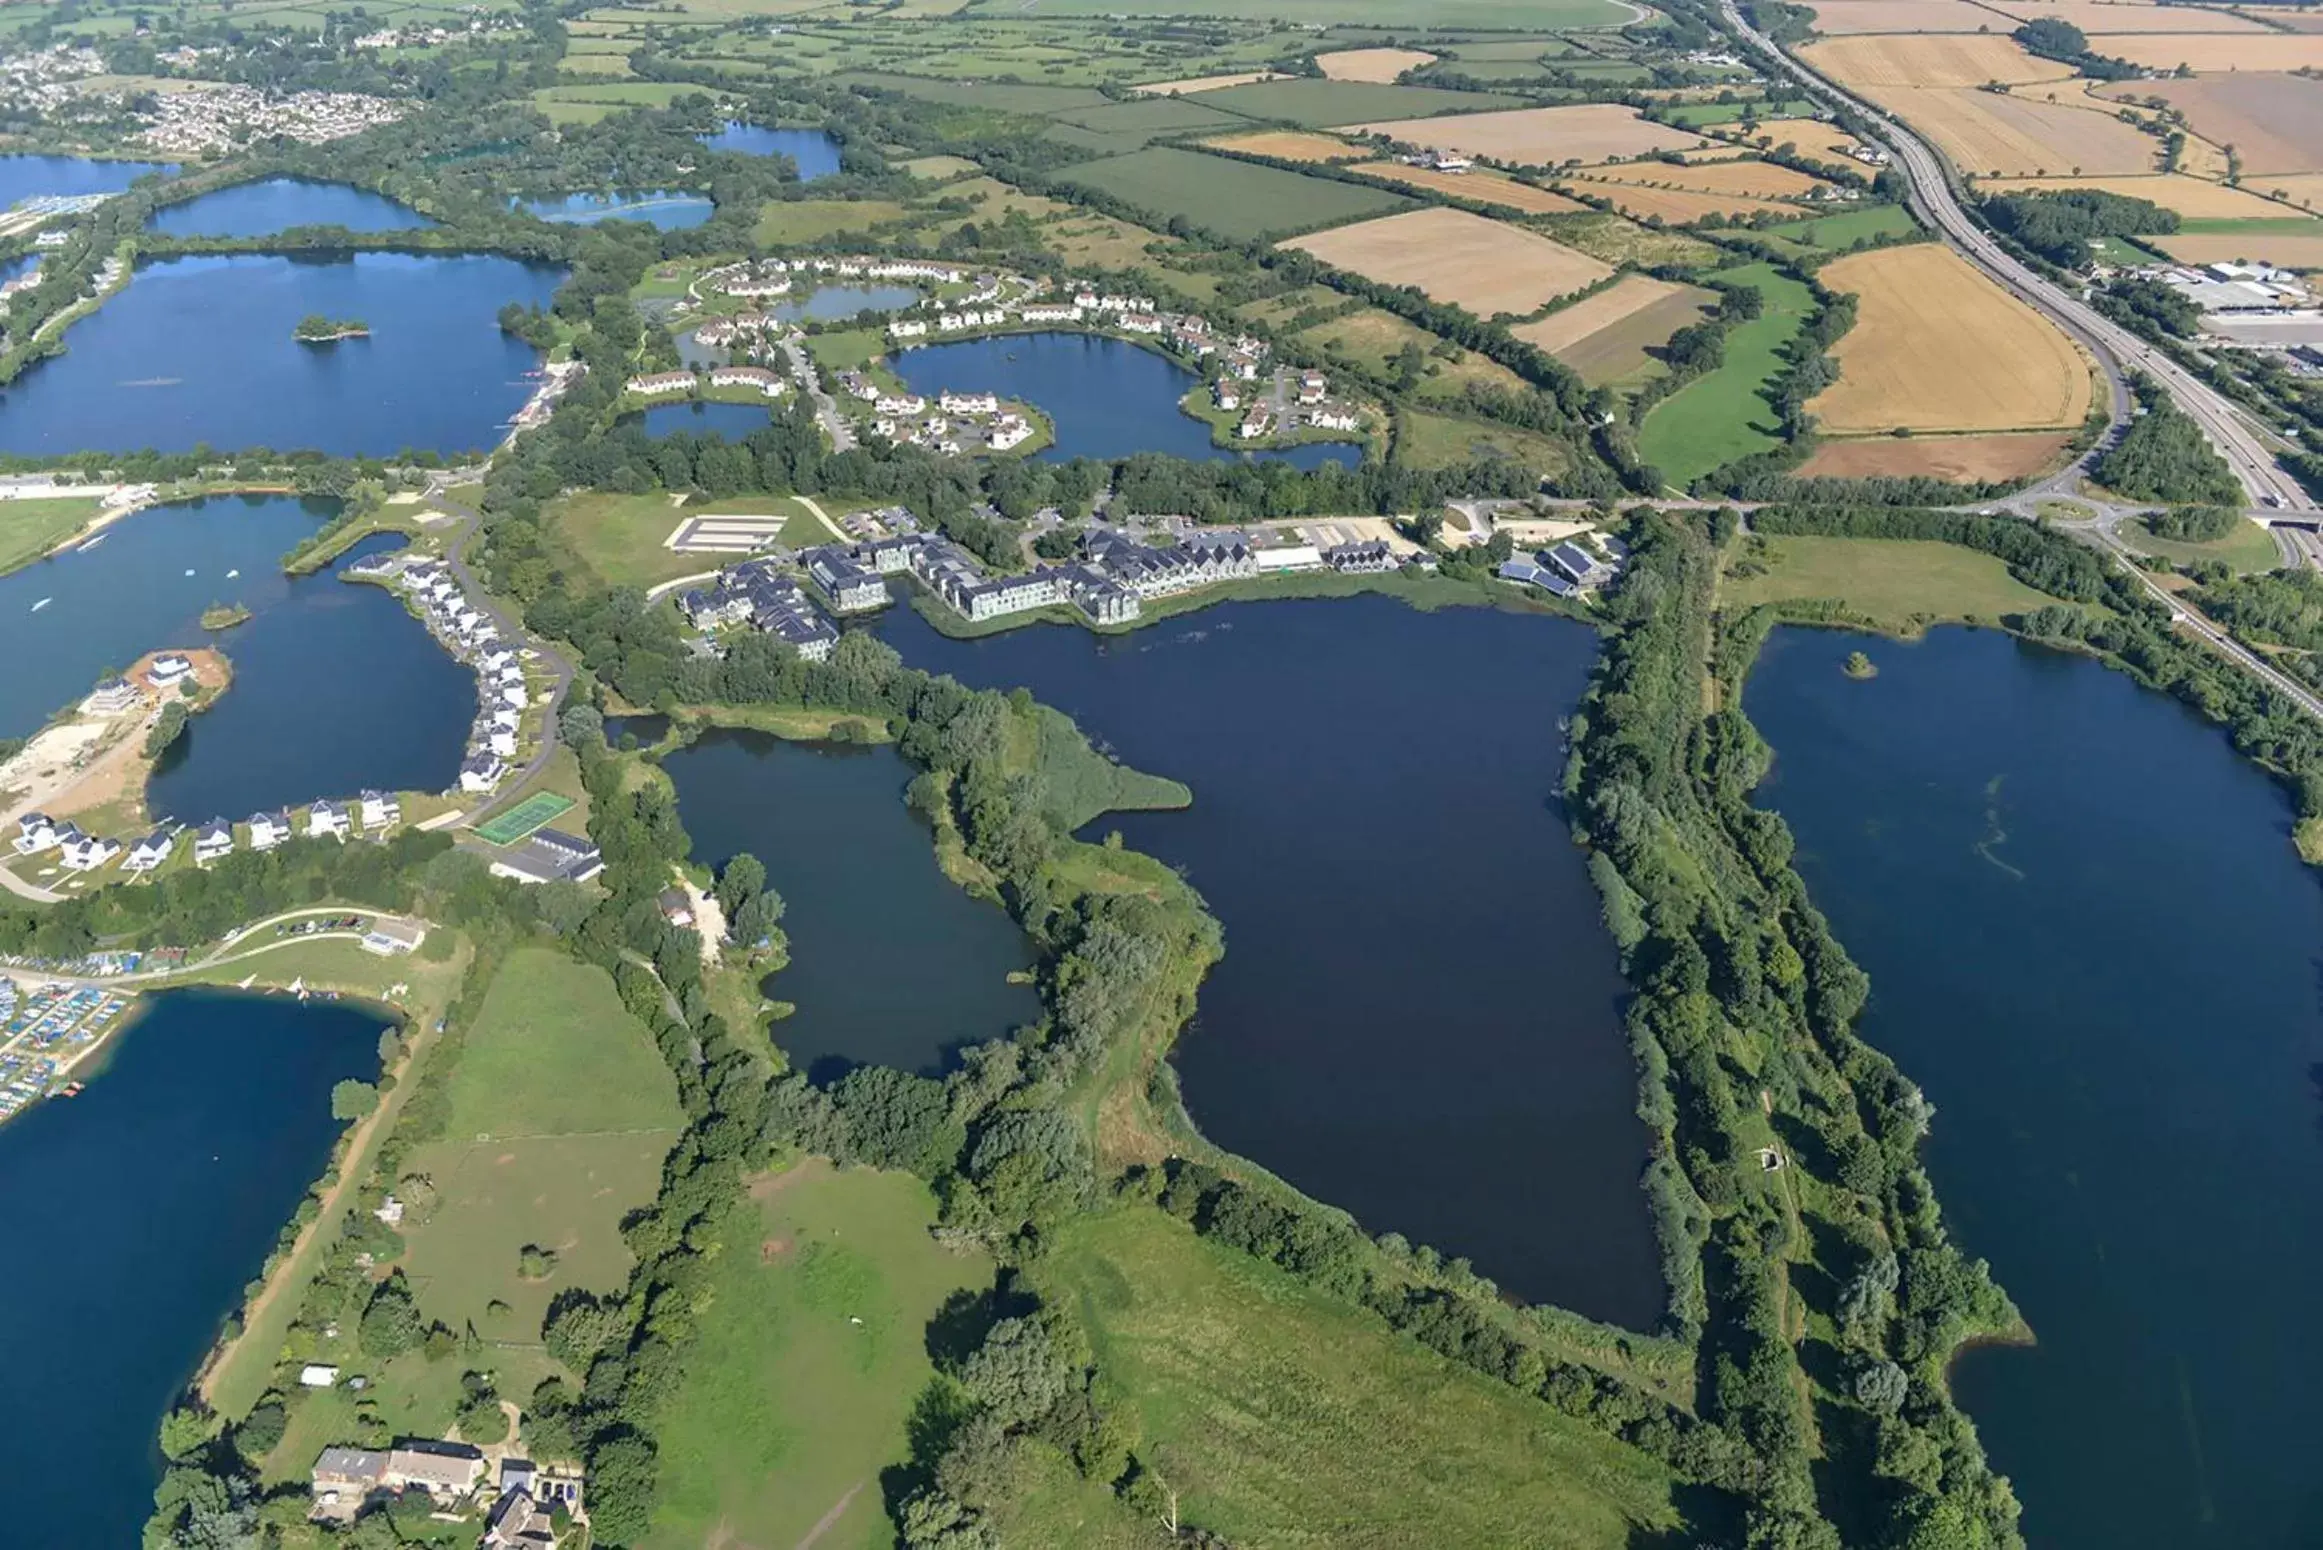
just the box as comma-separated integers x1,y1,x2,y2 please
1564,180,1795,222
1205,130,1365,163
2153,232,2323,268
1813,245,2093,433
1575,158,1834,197
1799,0,2012,29
1133,70,1283,95
1280,207,1613,317
1345,104,1709,166
1870,86,2161,176
2097,74,2323,174
1349,161,1587,212
1977,173,2294,217
2099,34,2323,70
1754,117,1873,164
1315,47,1436,81
1802,33,2071,89
1798,432,2075,482
2249,5,2323,30
1511,275,1719,386
1983,0,2272,30
2245,173,2323,211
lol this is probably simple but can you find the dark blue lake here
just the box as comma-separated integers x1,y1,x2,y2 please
0,252,562,455
887,333,1363,468
0,493,327,739
0,989,381,1549
623,400,770,439
656,729,1041,1079
147,531,473,822
1745,626,2323,1550
518,190,714,228
698,123,842,180
878,598,1661,1325
147,177,433,237
0,153,175,205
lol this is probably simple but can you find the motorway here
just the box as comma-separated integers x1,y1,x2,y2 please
1721,0,2313,514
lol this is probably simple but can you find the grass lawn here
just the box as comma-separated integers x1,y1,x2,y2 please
439,948,681,1139
543,489,713,590
807,327,887,370
1637,262,1812,487
1721,534,2061,631
0,496,103,577
2123,515,2283,573
1031,1209,1686,1549
639,1160,989,1550
1758,204,1916,252
1397,406,1574,475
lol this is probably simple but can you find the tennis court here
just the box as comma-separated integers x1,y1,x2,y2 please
474,791,574,846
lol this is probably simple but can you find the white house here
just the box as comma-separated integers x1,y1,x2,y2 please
249,812,291,851
298,1364,340,1388
488,727,519,757
82,677,140,715
308,799,350,840
125,831,173,873
60,832,121,872
147,653,194,689
988,416,1035,451
359,790,401,830
940,391,1000,415
194,819,234,864
14,813,60,854
460,753,508,794
624,371,695,397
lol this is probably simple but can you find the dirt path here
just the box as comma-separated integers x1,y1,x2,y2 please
792,494,849,544
792,1481,866,1550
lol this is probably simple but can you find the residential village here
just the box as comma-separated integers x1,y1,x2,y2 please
308,1437,585,1548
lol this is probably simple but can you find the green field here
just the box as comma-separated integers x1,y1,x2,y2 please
2124,514,2284,573
640,1162,989,1550
1398,406,1574,475
1654,96,1812,126
0,496,103,578
1046,96,1250,143
830,70,1112,113
1637,261,1812,486
475,790,575,845
1026,1209,1685,1549
1055,146,1411,241
754,196,912,243
1759,203,1917,252
396,949,683,1361
1185,77,1525,127
2173,217,2323,236
1720,534,2061,630
970,0,1638,25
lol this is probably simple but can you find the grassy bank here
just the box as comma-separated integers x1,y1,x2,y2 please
0,495,106,577
1720,532,2058,633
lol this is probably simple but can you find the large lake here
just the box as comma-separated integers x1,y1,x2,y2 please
887,333,1362,468
1745,626,2323,1550
0,252,561,455
0,153,175,205
0,990,381,1548
698,123,842,180
656,728,1041,1080
147,531,473,821
880,598,1663,1325
147,177,433,237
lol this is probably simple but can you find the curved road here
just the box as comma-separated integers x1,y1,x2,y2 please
1723,0,2311,513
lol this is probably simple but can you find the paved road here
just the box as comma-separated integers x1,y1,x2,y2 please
782,332,857,451
1724,0,2310,514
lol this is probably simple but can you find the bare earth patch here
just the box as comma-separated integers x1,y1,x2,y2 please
1512,275,1719,386
1798,432,2074,482
1314,46,1437,82
1280,206,1613,317
2095,73,2323,174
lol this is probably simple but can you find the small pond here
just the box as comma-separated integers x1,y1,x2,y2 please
697,123,842,181
622,400,772,439
517,190,715,229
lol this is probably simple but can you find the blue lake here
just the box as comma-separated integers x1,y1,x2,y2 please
0,252,562,455
775,283,920,322
147,177,433,237
0,153,174,206
0,990,381,1549
888,333,1361,467
698,123,842,180
147,531,473,822
879,598,1661,1324
1746,627,2323,1550
623,400,771,439
0,253,34,285
657,729,1042,1080
518,190,714,228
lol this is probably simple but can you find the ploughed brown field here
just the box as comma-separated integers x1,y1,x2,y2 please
2097,74,2323,175
1511,275,1719,387
1797,432,2075,482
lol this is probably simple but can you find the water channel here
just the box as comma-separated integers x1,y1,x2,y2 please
1744,625,2323,1550
517,190,714,229
147,177,433,237
886,333,1363,468
0,252,562,456
655,727,1042,1080
697,123,842,180
0,989,383,1548
875,598,1663,1325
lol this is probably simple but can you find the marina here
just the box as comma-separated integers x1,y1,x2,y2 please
0,979,132,1124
